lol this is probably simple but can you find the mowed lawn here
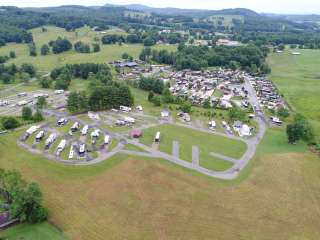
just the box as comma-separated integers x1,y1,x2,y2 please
0,26,177,72
268,49,320,136
0,222,68,240
139,124,247,171
0,128,319,240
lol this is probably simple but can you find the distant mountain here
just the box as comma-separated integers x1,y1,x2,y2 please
104,3,258,17
263,13,320,22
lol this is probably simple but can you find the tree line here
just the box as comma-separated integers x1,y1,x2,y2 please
47,63,134,113
139,44,271,73
0,63,36,84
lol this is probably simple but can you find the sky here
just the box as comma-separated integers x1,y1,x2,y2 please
1,0,320,14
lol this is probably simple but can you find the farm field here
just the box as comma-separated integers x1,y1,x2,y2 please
268,49,320,136
0,26,177,72
139,124,246,170
0,127,319,240
0,222,68,240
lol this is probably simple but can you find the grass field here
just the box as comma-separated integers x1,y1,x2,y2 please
268,49,320,136
139,124,246,170
0,26,177,72
0,127,319,240
0,222,68,240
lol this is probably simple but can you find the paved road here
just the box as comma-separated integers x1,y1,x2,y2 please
192,146,199,166
172,141,180,158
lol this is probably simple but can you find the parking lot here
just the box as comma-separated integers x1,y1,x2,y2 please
0,89,67,116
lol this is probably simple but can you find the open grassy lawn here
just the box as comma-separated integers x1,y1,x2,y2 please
268,49,320,137
0,127,319,240
0,26,177,72
0,222,68,240
139,124,246,168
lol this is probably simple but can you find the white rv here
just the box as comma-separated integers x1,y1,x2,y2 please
81,125,89,135
70,122,80,132
35,131,45,142
79,143,86,157
45,133,57,148
104,135,110,145
54,89,64,95
120,106,132,112
56,139,67,155
124,116,135,124
154,132,161,143
26,125,40,136
69,145,74,160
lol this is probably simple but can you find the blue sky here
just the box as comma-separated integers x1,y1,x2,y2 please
1,0,320,14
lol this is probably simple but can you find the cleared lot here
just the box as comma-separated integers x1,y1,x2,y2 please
0,90,67,116
139,124,247,171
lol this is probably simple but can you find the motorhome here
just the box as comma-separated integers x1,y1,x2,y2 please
45,133,57,149
104,135,110,145
0,100,9,106
54,89,64,95
17,100,28,106
56,139,67,155
69,145,74,160
70,122,80,132
57,118,68,126
154,132,161,143
124,116,135,124
35,131,45,142
26,125,40,137
81,125,89,135
17,92,27,97
79,144,86,157
208,121,216,130
120,106,132,112
270,116,283,126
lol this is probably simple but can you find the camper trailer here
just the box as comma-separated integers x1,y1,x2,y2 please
54,89,64,95
69,145,74,160
78,144,86,157
104,135,110,145
70,122,80,132
91,129,100,144
45,133,57,149
120,106,132,112
35,131,45,142
25,126,40,137
270,117,283,126
154,132,161,143
124,116,135,125
81,125,89,135
56,139,66,155
208,121,216,130
57,118,68,126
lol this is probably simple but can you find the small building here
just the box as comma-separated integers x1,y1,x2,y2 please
131,129,143,138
